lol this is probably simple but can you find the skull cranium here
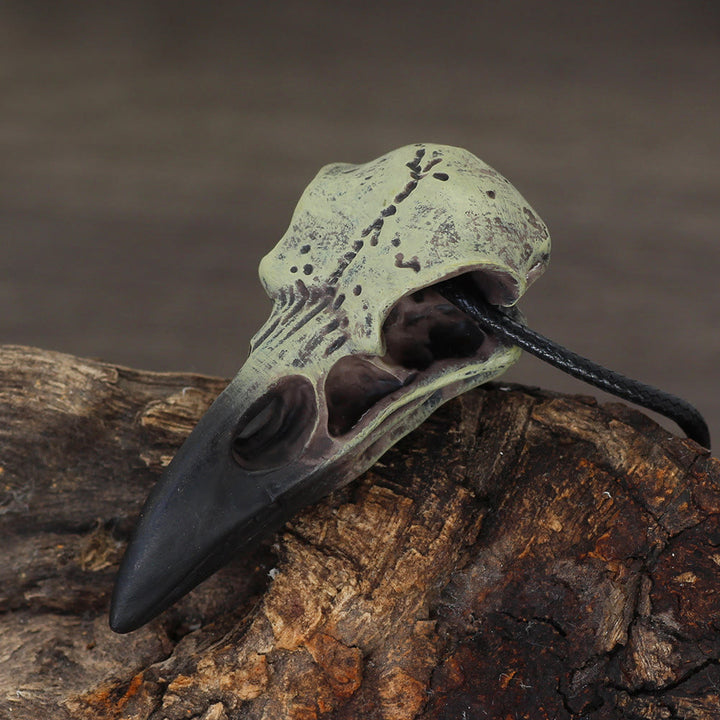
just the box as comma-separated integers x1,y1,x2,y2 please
110,143,550,632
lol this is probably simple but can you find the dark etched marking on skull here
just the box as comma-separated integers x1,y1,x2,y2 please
422,157,442,173
405,146,426,173
325,147,441,290
321,275,339,298
277,296,333,347
353,285,362,296
523,206,545,233
395,180,418,203
394,253,421,272
282,280,311,323
392,236,401,247
303,264,314,275
252,316,281,349
300,245,311,254
325,334,348,356
290,266,298,273
282,297,307,325
329,259,353,285
362,218,384,237
327,229,371,285
333,293,346,310
433,172,449,181
293,333,325,367
295,307,344,366
486,190,496,199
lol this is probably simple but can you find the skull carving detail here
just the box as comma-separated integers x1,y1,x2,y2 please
110,143,551,632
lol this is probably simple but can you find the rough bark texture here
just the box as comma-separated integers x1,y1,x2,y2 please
1,344,718,720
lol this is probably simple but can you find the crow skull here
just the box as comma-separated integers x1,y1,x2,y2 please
110,143,550,632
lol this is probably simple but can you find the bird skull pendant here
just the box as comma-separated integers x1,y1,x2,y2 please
110,143,551,632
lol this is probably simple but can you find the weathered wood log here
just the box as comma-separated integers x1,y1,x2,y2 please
1,344,718,720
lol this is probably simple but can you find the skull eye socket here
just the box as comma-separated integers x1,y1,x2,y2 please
471,269,519,306
232,376,316,471
325,282,499,438
382,288,486,370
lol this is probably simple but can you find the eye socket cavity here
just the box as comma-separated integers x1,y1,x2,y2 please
232,375,317,471
382,288,486,371
470,268,520,306
326,281,495,438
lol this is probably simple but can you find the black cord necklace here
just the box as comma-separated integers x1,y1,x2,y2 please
437,274,711,449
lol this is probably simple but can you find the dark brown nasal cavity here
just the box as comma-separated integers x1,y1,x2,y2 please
326,356,404,437
232,376,317,471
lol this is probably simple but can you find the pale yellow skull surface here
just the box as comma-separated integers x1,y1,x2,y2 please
230,142,550,483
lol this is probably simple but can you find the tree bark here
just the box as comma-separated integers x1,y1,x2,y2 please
1,344,718,720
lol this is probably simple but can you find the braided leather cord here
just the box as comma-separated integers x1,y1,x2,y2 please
437,276,711,449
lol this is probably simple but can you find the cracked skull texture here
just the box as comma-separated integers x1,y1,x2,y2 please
110,143,551,633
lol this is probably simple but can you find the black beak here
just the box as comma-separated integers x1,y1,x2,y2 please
110,375,320,633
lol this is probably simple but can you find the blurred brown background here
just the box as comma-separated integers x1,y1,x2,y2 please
1,1,718,440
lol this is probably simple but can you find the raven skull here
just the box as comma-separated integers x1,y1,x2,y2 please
110,143,551,632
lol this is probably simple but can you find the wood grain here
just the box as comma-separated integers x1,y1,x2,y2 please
1,345,718,719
